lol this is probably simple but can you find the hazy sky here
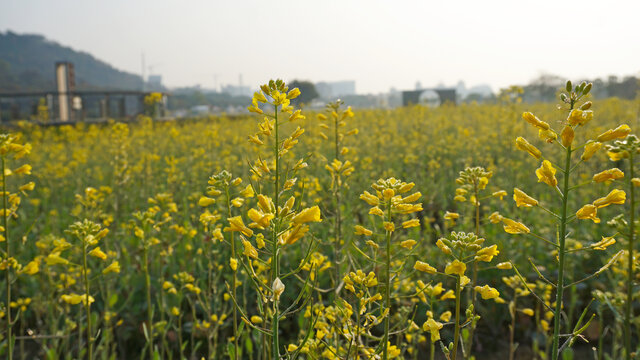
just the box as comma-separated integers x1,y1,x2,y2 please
2,0,639,94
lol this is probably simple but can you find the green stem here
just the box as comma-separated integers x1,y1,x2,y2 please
2,156,12,360
452,275,462,360
226,187,239,360
143,246,153,360
551,139,572,360
625,152,635,360
82,243,93,360
382,203,392,360
271,103,280,360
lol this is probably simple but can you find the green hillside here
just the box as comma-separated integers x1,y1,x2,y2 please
0,31,142,92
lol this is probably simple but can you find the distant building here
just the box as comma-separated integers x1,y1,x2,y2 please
315,80,356,99
221,84,252,97
148,75,162,86
401,88,457,107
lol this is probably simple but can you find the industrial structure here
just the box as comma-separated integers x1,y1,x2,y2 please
0,62,168,124
401,88,457,107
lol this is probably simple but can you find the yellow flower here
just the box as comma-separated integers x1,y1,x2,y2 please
354,225,373,236
227,216,253,237
360,191,379,206
536,160,557,187
538,128,557,143
597,124,631,142
522,112,550,130
591,236,616,250
576,204,599,223
19,260,39,275
593,189,626,208
247,208,274,229
632,178,640,187
560,126,574,148
593,168,624,183
242,239,258,259
489,211,503,223
502,218,530,234
88,247,107,260
436,239,452,254
422,318,443,342
230,258,238,272
46,252,69,266
414,261,437,274
440,290,455,300
400,239,417,249
515,137,542,159
513,188,538,207
250,315,263,324
496,262,512,270
292,206,322,224
492,190,507,200
581,141,602,161
439,311,452,322
13,164,32,175
402,219,420,228
102,261,121,274
474,285,500,300
522,308,535,316
384,222,395,232
198,197,215,207
445,260,466,276
444,211,459,222
475,245,499,262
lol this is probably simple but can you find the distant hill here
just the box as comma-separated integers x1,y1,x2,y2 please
0,31,143,92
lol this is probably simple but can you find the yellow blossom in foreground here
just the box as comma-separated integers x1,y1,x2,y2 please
400,239,417,249
354,225,373,236
445,260,466,276
522,112,550,130
591,236,616,250
489,211,503,223
102,261,121,274
291,206,322,224
535,160,557,187
515,137,542,159
502,218,530,234
402,219,420,228
560,126,574,148
229,258,238,272
474,285,500,300
423,318,443,342
88,247,107,260
593,168,624,183
513,188,538,207
414,261,437,274
596,124,631,142
19,260,39,275
475,245,499,262
581,141,602,161
593,189,626,208
227,216,253,237
497,262,512,270
492,190,507,200
576,204,599,223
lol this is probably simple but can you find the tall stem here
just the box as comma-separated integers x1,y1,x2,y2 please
271,104,280,360
2,156,12,360
143,246,153,360
452,275,462,360
226,188,238,360
82,243,93,360
625,152,635,360
551,141,572,360
333,114,341,298
382,203,392,360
